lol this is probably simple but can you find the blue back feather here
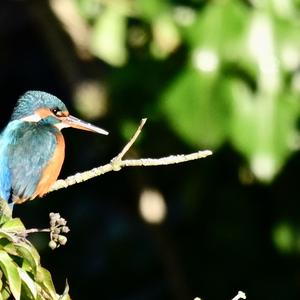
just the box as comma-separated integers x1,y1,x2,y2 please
0,140,12,202
0,121,21,202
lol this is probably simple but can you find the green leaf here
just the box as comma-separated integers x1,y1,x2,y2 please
0,199,12,220
0,239,17,257
135,0,169,21
1,218,26,233
0,216,10,228
15,243,40,274
0,250,21,300
0,270,3,291
0,238,13,250
36,267,57,300
0,232,15,243
151,14,180,58
161,67,230,148
184,0,249,58
229,78,300,181
1,286,10,300
90,7,127,66
58,281,70,300
18,268,37,299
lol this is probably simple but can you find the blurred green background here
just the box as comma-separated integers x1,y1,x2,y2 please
1,0,300,299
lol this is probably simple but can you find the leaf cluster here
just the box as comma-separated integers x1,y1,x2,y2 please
0,214,70,300
75,0,300,182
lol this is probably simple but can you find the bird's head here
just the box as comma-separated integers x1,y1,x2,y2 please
11,91,108,135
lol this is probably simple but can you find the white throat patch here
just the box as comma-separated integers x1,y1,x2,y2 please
21,113,41,122
21,113,69,131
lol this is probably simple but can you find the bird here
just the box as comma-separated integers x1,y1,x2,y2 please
0,91,108,209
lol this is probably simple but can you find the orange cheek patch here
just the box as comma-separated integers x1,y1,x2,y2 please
36,107,52,118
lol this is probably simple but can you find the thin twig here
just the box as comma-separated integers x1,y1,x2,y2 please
114,118,147,161
49,119,213,193
24,228,50,234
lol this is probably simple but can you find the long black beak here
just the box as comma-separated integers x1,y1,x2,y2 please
62,115,109,135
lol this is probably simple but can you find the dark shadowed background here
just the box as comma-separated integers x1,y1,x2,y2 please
1,1,300,299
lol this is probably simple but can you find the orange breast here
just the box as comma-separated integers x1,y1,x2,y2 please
32,132,65,199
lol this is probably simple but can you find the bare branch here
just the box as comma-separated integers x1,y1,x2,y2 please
49,119,213,193
122,150,212,167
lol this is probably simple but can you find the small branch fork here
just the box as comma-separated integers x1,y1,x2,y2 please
194,290,246,300
49,118,213,193
232,291,246,300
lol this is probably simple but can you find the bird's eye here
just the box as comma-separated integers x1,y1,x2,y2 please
51,108,63,117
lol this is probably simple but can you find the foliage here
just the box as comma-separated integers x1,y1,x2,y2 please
0,206,70,300
75,0,300,182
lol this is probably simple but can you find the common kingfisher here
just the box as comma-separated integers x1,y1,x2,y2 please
0,91,108,208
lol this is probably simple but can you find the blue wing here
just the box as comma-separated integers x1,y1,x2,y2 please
0,134,12,202
0,120,57,203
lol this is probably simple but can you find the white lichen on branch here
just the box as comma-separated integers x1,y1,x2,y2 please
49,118,212,192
